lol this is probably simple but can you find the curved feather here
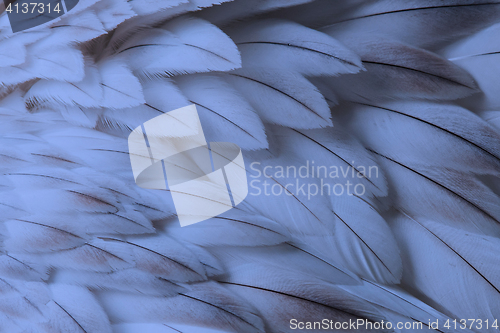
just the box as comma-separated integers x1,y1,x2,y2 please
129,0,186,15
340,101,500,235
162,16,240,69
175,74,268,150
339,280,459,333
342,101,500,175
0,44,84,87
199,0,315,26
443,23,500,111
168,209,289,247
98,282,265,333
392,213,500,332
322,0,500,49
223,68,332,128
0,0,499,331
220,261,386,332
92,0,136,31
94,236,208,282
322,35,478,102
55,269,186,297
44,284,112,333
228,19,362,76
25,60,102,110
112,323,230,333
98,79,189,134
98,58,145,109
481,110,500,131
117,18,240,78
331,195,402,284
271,126,388,197
26,57,144,111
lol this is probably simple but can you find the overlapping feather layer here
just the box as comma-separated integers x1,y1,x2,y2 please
0,0,498,332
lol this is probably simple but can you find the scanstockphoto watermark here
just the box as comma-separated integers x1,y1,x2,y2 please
290,319,424,331
249,161,379,199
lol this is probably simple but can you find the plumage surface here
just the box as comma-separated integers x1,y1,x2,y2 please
0,0,499,332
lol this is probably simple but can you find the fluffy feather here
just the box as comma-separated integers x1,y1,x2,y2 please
116,18,240,78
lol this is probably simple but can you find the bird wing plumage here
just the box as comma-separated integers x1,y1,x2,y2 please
0,0,499,332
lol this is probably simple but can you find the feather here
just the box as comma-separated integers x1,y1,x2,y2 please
98,282,265,333
269,0,371,28
129,0,187,15
161,16,240,68
98,58,145,109
168,209,289,247
0,32,49,68
187,0,234,9
321,0,500,49
227,19,362,76
112,323,230,333
15,186,122,214
0,254,49,281
43,284,112,333
321,35,478,102
60,106,99,128
241,151,337,243
442,23,500,111
1,0,500,331
240,182,350,281
223,285,380,333
16,239,134,272
54,269,185,297
4,218,85,253
391,213,500,332
270,126,388,198
255,0,313,11
5,212,154,237
93,236,209,282
330,195,402,284
39,127,147,180
199,0,314,27
481,110,500,131
26,57,143,112
0,44,84,87
92,0,136,31
116,18,240,78
341,101,500,176
175,74,267,150
219,260,386,332
0,290,45,323
339,281,458,333
45,11,107,45
0,279,52,333
339,101,500,235
254,126,399,283
370,154,500,237
98,78,189,134
25,60,102,110
210,243,359,286
223,69,332,128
